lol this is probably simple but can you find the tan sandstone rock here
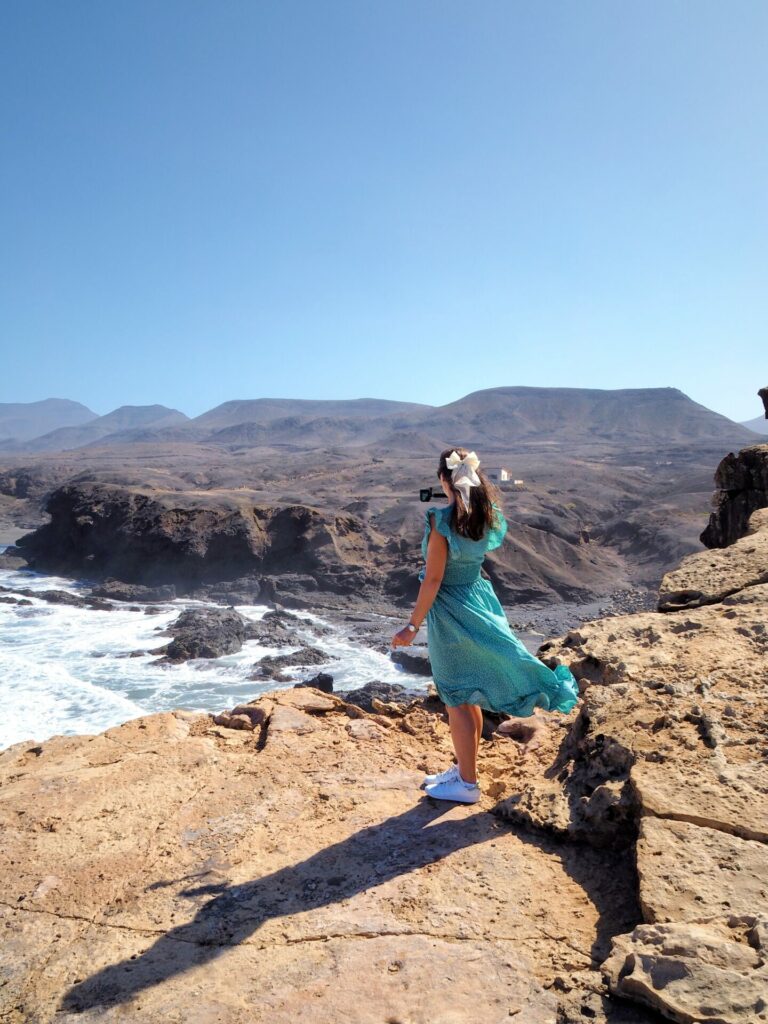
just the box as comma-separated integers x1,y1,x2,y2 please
0,690,644,1024
603,916,768,1024
633,760,768,843
636,817,768,922
659,507,768,610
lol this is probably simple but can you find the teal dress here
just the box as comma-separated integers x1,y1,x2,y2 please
418,503,579,716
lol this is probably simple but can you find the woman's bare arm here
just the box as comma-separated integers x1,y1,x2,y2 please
391,511,447,646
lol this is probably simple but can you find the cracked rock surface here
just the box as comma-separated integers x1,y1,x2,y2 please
498,477,768,1023
0,688,652,1024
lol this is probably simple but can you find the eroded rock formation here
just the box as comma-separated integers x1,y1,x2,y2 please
501,495,768,1022
13,481,386,597
700,443,768,548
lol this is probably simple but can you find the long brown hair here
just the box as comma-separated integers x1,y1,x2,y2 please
437,447,502,540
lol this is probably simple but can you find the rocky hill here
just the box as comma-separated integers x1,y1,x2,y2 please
740,415,768,435
0,398,97,444
418,386,757,447
1,404,189,453
0,388,755,452
1,444,765,1023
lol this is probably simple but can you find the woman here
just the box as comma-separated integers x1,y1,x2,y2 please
391,448,579,804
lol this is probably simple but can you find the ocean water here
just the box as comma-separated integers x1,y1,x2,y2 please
0,549,429,750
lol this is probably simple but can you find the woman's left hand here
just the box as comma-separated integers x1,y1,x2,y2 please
391,626,416,648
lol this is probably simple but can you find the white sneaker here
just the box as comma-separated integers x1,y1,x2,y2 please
423,763,460,787
425,775,481,804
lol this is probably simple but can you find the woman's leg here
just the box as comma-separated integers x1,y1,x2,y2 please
471,704,483,747
446,704,480,784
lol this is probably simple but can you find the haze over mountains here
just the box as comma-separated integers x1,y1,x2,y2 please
740,415,768,436
0,399,98,442
0,387,758,453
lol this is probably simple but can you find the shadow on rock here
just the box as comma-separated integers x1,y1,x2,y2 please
60,799,501,1013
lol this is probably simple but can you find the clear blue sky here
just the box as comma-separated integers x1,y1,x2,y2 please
1,2,766,422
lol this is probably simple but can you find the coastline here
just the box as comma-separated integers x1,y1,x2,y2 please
0,544,650,751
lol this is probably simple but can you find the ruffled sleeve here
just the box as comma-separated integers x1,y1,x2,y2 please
421,505,456,558
485,504,508,551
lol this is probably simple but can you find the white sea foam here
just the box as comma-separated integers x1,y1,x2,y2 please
0,551,429,749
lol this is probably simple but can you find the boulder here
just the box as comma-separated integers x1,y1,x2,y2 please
153,607,256,662
90,579,177,602
294,672,334,693
390,645,432,675
659,508,768,610
250,645,333,681
603,916,768,1024
338,681,413,713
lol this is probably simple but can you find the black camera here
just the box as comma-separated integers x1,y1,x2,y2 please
419,487,447,502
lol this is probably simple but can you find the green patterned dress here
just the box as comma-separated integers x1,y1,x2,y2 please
418,502,579,716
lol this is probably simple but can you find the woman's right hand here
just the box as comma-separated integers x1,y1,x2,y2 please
391,627,416,648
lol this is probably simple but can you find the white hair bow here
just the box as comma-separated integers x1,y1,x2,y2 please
445,450,481,508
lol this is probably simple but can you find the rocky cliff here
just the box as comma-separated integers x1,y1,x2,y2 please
1,448,767,1023
13,482,388,598
7,477,640,609
700,443,768,548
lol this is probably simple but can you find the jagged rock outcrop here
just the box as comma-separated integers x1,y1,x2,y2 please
0,584,113,611
494,470,768,1021
700,443,768,547
90,579,177,603
659,507,768,609
602,916,767,1024
759,385,768,418
249,645,334,681
14,482,386,595
151,607,260,662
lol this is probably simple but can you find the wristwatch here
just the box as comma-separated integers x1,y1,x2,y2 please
405,623,419,632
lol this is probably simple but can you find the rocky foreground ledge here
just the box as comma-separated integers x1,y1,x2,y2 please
1,446,767,1024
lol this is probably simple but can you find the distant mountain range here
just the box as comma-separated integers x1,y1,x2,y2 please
740,415,768,436
0,398,98,442
0,387,759,453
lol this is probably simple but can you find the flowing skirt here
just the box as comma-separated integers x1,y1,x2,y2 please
425,577,579,716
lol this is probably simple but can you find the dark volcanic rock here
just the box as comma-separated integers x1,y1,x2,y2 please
91,579,177,603
0,585,112,611
759,385,768,417
14,482,377,594
338,681,411,712
0,547,27,571
390,645,432,676
250,646,332,681
153,607,256,662
700,444,768,547
294,672,334,693
192,577,261,605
